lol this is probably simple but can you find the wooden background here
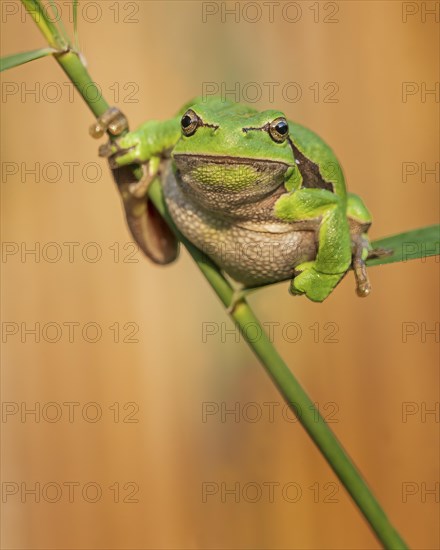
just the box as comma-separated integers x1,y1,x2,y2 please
1,1,439,548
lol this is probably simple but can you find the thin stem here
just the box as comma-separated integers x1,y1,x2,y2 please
55,50,110,118
17,3,413,548
73,0,79,51
47,0,70,47
21,1,109,118
21,0,67,50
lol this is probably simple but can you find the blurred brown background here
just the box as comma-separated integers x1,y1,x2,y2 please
1,1,439,549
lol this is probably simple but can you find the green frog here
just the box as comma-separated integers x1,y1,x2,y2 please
92,97,374,302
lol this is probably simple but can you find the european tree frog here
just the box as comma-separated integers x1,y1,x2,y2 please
92,98,375,302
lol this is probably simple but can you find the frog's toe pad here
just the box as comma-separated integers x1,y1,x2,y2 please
89,107,128,139
290,263,344,302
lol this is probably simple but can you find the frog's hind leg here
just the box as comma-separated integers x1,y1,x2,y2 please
90,107,179,265
276,188,352,302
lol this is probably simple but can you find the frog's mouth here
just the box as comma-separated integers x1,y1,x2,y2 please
172,153,292,196
173,153,291,169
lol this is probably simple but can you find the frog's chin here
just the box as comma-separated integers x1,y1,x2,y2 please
171,153,290,212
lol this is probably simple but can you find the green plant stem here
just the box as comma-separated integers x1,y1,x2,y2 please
21,0,68,49
21,1,109,118
55,50,110,118
19,4,413,548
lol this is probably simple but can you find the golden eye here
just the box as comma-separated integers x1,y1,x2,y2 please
269,117,289,143
181,109,199,136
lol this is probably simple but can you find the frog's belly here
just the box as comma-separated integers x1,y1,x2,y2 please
162,170,318,287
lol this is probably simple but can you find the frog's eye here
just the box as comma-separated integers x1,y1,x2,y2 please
181,109,200,136
269,117,289,143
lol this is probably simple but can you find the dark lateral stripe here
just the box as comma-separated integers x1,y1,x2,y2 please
288,137,334,192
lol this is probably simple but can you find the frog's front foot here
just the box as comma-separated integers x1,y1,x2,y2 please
90,108,159,199
290,262,345,302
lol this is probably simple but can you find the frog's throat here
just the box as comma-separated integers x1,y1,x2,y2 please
170,153,291,215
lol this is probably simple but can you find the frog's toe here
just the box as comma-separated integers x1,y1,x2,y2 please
127,156,160,198
89,107,128,139
107,146,140,169
290,263,344,302
98,141,134,163
98,142,117,158
97,128,145,167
